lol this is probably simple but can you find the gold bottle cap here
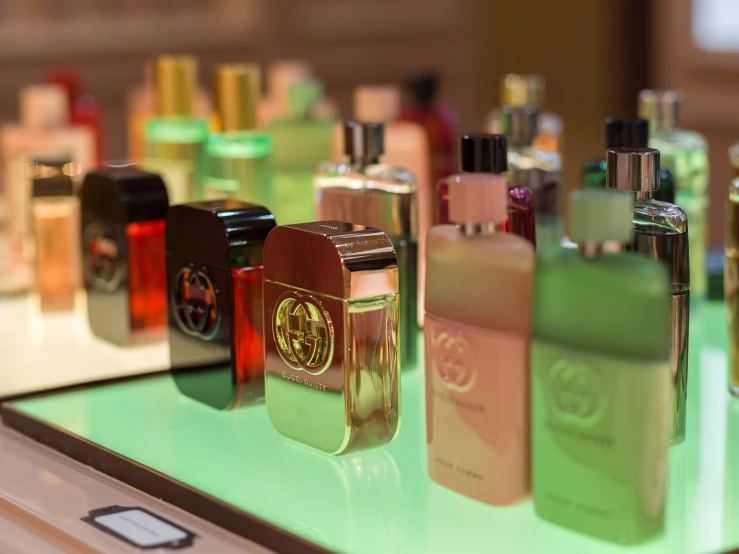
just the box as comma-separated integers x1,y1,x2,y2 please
638,89,680,133
501,73,545,107
156,55,197,117
215,64,260,132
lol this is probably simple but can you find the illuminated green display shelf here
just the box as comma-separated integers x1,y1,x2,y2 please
6,302,739,554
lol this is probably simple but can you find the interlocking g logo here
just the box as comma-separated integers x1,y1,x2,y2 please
83,223,122,292
273,291,334,375
434,331,475,392
173,268,219,339
548,359,607,425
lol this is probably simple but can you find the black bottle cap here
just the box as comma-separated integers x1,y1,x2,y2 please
166,200,276,269
405,69,438,107
605,117,649,149
344,120,384,163
30,156,76,197
81,168,169,224
459,134,508,173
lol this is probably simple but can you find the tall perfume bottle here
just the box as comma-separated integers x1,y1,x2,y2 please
82,168,169,346
263,221,400,454
725,178,739,396
30,157,81,312
639,90,708,304
203,65,273,207
582,117,675,204
425,172,535,505
501,106,562,251
269,79,335,224
399,70,457,187
605,147,690,444
144,55,209,204
167,200,276,410
436,134,536,245
531,189,671,544
316,121,417,367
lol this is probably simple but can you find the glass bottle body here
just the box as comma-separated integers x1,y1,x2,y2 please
232,266,266,407
203,131,273,207
126,220,167,334
531,251,671,544
582,157,675,204
424,225,534,505
144,116,209,204
487,109,564,153
725,179,739,396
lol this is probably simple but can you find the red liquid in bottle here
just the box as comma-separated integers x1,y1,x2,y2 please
126,220,166,333
232,266,265,406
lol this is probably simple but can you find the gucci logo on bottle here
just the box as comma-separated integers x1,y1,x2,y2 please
433,331,475,392
548,359,607,425
273,291,334,375
173,267,220,339
83,223,123,292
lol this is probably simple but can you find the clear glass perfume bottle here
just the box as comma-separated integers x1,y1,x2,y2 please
500,106,562,252
263,221,400,455
639,90,708,305
725,178,739,396
582,117,675,204
316,121,417,369
144,55,209,205
269,79,335,224
435,134,536,245
425,172,534,505
531,189,671,544
202,64,273,207
605,147,690,444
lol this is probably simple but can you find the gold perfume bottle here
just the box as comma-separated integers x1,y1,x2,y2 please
263,221,401,455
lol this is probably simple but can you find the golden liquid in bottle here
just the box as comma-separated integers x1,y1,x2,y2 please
726,184,739,395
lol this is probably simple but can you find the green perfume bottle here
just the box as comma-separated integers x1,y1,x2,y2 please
582,117,675,204
269,79,334,224
144,55,209,205
202,65,273,207
639,90,708,304
531,189,671,544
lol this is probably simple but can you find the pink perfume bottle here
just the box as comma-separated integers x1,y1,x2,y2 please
425,172,535,505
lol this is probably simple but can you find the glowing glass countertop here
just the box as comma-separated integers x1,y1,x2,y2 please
7,302,738,553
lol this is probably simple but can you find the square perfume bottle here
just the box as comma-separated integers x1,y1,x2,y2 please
82,167,169,346
166,200,276,410
263,221,401,455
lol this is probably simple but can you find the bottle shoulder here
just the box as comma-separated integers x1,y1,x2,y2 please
428,225,535,262
146,116,209,143
508,147,561,171
633,200,688,234
650,129,707,152
315,162,416,193
206,130,272,158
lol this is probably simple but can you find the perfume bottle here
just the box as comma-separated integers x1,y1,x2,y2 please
730,141,739,180
30,157,81,312
639,90,708,304
399,70,457,187
269,79,335,224
501,106,562,251
263,220,400,454
436,134,536,245
202,65,273,207
144,55,209,204
425,172,535,505
725,178,739,396
167,200,276,410
531,189,671,544
316,121,417,367
605,147,690,444
582,117,675,204
82,167,169,346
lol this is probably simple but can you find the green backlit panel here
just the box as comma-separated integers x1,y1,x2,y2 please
8,302,739,554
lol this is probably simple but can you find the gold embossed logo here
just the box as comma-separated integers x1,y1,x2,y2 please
548,359,607,425
173,268,219,339
273,291,334,375
434,331,475,392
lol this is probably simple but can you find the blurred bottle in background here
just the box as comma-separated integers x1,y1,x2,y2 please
725,177,739,396
143,55,209,204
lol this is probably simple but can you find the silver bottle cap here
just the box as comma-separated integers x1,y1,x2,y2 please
344,120,384,165
638,90,680,133
606,147,660,193
500,105,538,147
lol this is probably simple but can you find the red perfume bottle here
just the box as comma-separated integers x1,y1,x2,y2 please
436,134,536,246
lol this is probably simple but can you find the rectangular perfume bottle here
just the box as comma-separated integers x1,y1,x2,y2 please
726,178,739,397
203,65,274,208
425,174,535,506
531,190,671,544
82,168,169,346
167,200,276,410
264,221,400,455
144,56,209,205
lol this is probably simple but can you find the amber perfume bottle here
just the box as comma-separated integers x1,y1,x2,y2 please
606,147,690,444
436,134,535,245
726,178,739,396
263,221,400,455
30,157,81,312
425,172,535,505
316,121,417,366
167,200,276,410
82,168,169,346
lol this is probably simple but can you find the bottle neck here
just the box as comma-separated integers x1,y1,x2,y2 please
348,155,380,167
459,223,498,237
634,190,652,202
